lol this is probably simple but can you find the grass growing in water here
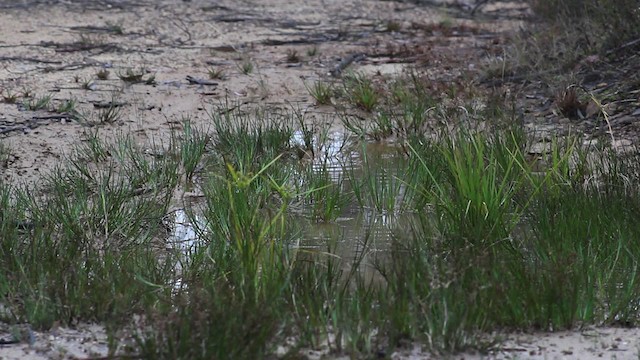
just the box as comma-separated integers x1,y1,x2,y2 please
3,104,640,358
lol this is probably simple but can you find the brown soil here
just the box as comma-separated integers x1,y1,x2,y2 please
1,0,639,359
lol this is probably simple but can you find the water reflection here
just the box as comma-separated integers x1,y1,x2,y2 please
290,130,358,175
166,209,206,262
166,132,408,282
299,212,401,283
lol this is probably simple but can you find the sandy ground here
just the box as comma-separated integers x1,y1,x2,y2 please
0,0,521,185
2,0,640,359
1,324,640,359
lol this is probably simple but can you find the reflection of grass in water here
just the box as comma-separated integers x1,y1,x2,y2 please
347,145,409,214
3,99,640,357
301,163,351,222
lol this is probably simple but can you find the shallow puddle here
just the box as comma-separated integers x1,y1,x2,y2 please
166,209,204,257
290,130,357,173
167,132,409,279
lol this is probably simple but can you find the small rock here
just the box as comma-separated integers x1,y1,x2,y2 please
586,100,600,117
528,142,550,155
612,115,634,126
612,139,634,153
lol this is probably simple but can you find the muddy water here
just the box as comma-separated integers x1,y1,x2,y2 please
166,133,411,279
299,212,407,284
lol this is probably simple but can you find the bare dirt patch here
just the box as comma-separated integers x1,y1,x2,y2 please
0,0,519,185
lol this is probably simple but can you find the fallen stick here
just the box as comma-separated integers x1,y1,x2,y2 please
186,75,218,86
330,53,366,77
0,56,62,64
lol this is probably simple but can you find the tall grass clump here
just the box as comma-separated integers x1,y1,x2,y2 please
511,147,640,327
301,163,352,222
378,129,640,352
136,155,298,359
410,129,532,246
135,113,391,358
379,229,487,352
375,129,537,350
0,138,181,330
209,107,294,174
178,119,210,181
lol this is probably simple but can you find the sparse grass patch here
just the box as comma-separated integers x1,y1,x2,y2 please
79,98,124,125
207,67,225,80
4,88,640,359
1,90,18,104
343,73,379,112
483,0,640,85
0,133,180,329
307,46,318,57
305,80,333,105
79,129,110,162
97,103,122,124
286,49,300,63
77,33,105,48
531,0,640,50
73,74,94,89
339,71,441,141
23,94,51,111
385,20,401,32
237,57,254,75
21,88,33,98
55,99,77,114
96,68,110,80
256,78,270,98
